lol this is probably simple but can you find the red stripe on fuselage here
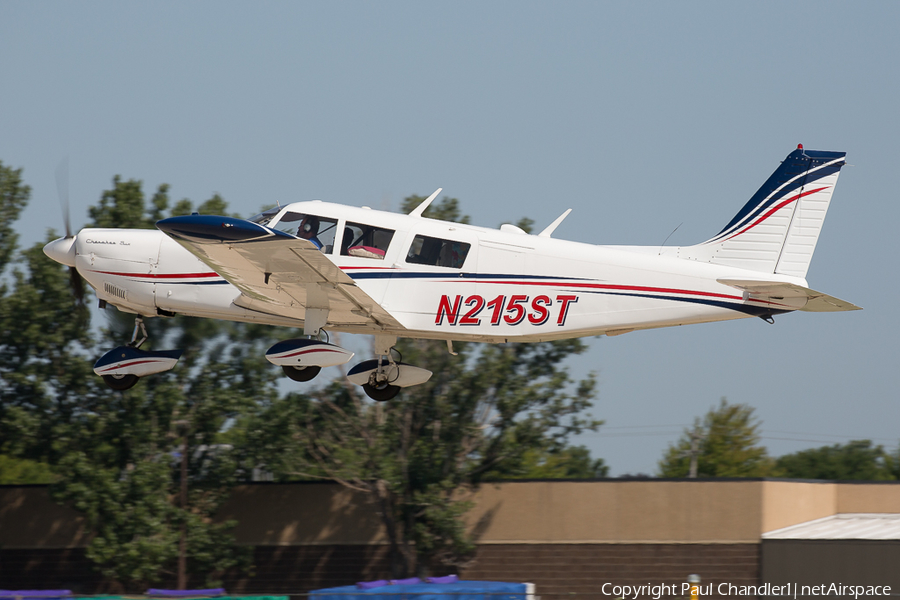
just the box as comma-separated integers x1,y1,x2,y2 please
92,270,221,279
459,280,745,302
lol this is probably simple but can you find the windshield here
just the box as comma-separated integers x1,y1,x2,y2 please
247,206,282,227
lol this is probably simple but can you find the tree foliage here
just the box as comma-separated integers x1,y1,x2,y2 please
0,162,31,274
775,440,899,481
658,398,773,478
0,171,276,589
509,445,609,479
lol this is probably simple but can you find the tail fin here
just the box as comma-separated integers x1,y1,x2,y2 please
680,145,847,277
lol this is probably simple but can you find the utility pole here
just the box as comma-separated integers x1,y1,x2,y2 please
681,425,705,478
174,419,190,589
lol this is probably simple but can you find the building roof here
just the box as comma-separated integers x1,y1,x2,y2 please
763,513,900,540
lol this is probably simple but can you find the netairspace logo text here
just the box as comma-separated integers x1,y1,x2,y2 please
600,583,892,599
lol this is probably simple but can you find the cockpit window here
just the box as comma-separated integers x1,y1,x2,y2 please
340,222,395,260
248,206,282,227
406,235,470,269
273,212,339,252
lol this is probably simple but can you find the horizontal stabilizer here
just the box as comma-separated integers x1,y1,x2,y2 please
717,279,861,312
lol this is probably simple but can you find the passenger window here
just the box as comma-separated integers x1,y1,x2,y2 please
406,235,470,269
340,222,395,260
274,212,338,252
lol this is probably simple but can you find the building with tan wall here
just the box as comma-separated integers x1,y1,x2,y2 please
2,479,899,595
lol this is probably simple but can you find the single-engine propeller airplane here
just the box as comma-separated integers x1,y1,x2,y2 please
44,145,860,400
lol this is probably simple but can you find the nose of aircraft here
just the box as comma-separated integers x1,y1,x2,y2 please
43,235,77,267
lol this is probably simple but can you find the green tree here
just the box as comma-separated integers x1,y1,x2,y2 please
658,398,773,478
400,194,471,224
775,440,897,481
0,162,31,273
0,236,94,467
0,170,269,588
0,454,55,484
1,161,95,468
509,445,609,479
242,196,603,577
248,336,599,578
50,340,268,588
52,177,283,589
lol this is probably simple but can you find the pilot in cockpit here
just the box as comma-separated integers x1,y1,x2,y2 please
297,215,322,249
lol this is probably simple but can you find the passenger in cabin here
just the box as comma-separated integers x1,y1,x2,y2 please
297,215,322,249
340,227,354,255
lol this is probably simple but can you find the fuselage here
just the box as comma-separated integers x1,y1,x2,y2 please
65,201,807,343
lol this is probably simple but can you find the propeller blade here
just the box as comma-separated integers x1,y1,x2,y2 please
55,156,71,238
70,265,85,305
54,157,85,304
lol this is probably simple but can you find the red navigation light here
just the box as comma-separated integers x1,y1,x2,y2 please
797,144,804,150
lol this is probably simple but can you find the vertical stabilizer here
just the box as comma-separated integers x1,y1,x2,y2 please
680,146,846,277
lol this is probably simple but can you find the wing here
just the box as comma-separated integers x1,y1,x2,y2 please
157,215,406,332
717,279,861,313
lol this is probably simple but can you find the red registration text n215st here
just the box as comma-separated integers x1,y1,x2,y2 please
435,294,578,327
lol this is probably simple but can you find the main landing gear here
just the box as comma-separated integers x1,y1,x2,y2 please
97,318,437,402
269,334,433,402
93,317,184,391
345,336,432,402
264,337,355,382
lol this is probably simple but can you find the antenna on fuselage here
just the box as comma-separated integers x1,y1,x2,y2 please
658,222,683,255
538,208,572,238
409,188,442,218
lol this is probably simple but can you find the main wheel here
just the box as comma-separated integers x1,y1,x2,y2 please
282,365,322,382
363,382,401,402
102,374,139,391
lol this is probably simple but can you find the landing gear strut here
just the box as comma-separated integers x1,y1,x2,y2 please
128,316,148,349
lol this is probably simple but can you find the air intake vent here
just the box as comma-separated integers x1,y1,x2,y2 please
104,282,127,300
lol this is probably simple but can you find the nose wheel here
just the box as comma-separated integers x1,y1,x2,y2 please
282,364,322,382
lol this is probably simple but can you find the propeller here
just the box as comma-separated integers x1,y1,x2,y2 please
55,157,72,238
53,157,85,304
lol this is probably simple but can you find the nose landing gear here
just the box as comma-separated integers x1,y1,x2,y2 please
93,317,184,391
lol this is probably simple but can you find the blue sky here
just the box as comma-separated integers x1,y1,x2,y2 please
2,1,898,475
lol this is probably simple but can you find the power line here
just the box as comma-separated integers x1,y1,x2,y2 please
577,425,899,445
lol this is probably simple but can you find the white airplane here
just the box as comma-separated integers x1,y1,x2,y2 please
44,145,859,400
